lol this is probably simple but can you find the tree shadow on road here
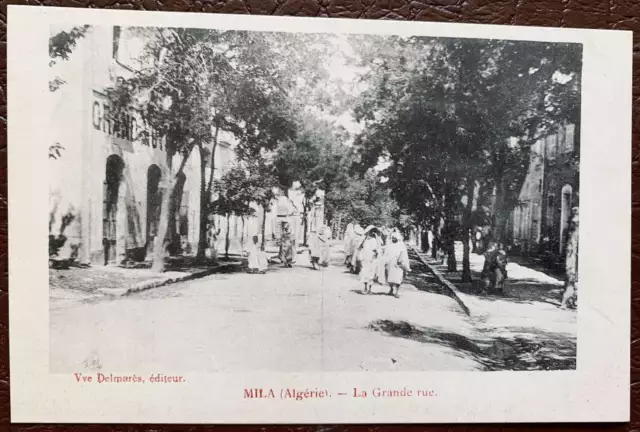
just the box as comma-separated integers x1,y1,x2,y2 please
350,289,393,296
368,319,576,371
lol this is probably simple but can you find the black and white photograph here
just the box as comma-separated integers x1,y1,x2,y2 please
48,22,581,373
8,5,631,424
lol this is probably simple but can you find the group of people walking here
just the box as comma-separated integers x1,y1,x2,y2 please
247,221,412,298
343,224,411,297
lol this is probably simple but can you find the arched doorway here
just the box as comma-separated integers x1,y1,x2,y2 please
146,164,162,258
560,184,573,254
103,155,125,265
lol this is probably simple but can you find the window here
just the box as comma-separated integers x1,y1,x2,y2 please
547,195,556,227
558,128,566,153
538,179,543,193
564,124,575,153
547,135,557,159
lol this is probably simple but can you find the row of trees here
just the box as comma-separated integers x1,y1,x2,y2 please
348,35,581,282
103,27,338,271
51,26,581,295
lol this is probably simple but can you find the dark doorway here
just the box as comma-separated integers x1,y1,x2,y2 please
103,155,125,265
146,164,162,259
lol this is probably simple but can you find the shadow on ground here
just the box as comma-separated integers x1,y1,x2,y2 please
368,319,576,371
428,260,565,306
403,250,447,296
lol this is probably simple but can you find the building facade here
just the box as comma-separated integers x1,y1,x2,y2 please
49,26,326,264
508,124,578,259
49,26,204,265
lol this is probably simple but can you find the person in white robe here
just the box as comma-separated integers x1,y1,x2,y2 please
318,225,331,267
385,231,411,297
247,235,268,273
351,224,365,273
343,223,355,268
360,226,380,294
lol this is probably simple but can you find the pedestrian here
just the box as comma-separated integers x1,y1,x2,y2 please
374,228,387,285
319,225,331,267
279,222,296,268
343,223,355,269
309,227,321,270
386,231,411,297
351,224,365,274
247,235,268,274
480,241,508,294
360,226,380,294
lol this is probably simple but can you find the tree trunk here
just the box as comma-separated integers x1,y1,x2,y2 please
444,188,457,272
196,142,208,262
302,200,309,247
421,224,430,254
431,222,439,259
261,205,267,251
203,127,220,259
491,146,508,246
462,177,475,282
492,177,508,246
240,216,245,251
151,145,192,273
225,214,231,260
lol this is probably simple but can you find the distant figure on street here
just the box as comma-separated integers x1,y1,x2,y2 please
343,223,355,269
373,227,387,285
481,242,508,294
247,235,268,274
350,224,365,274
385,231,411,297
310,226,330,270
320,226,332,266
360,226,381,294
279,222,296,268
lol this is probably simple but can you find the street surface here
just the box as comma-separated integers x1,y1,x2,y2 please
50,244,576,373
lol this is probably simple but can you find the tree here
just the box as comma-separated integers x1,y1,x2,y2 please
350,34,582,277
273,116,349,245
212,165,256,259
211,162,279,258
49,25,91,159
105,27,218,271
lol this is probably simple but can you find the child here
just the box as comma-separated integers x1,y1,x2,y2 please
247,235,268,274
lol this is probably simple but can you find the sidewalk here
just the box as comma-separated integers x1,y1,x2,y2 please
50,259,242,308
412,244,577,371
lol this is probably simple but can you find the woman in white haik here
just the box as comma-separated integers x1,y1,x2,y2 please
386,231,411,297
350,224,365,273
359,226,381,294
343,223,355,269
247,235,268,274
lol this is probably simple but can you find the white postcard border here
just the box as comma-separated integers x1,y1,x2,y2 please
8,5,632,424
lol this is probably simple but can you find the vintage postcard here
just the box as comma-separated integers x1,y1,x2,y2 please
8,5,632,424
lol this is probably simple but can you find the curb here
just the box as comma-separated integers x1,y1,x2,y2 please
409,246,475,316
123,262,243,296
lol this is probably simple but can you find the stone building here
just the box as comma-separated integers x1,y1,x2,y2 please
49,25,326,264
49,26,205,265
508,124,578,260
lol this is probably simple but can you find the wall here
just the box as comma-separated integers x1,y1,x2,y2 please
509,124,578,258
49,26,201,265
